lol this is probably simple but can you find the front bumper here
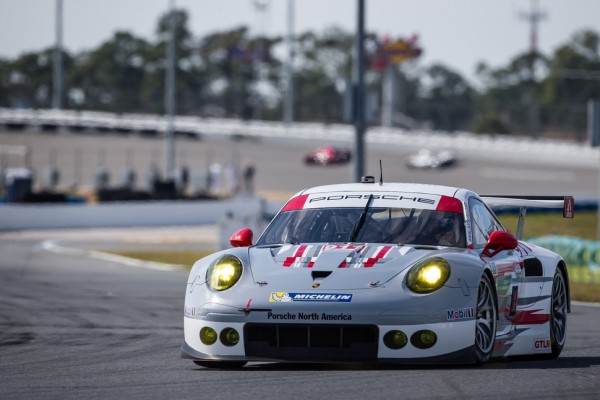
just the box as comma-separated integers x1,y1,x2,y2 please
182,316,476,364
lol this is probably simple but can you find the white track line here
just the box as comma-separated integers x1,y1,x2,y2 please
572,300,600,308
40,240,183,272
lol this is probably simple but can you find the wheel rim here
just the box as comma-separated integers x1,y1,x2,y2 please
551,271,567,347
476,277,496,355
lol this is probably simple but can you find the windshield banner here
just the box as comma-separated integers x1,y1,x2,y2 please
303,192,441,209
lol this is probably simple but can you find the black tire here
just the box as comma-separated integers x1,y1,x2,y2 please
548,268,568,359
473,273,497,365
193,360,247,369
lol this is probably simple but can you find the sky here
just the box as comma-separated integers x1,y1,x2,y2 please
0,0,599,84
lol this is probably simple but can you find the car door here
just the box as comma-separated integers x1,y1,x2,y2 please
468,197,524,336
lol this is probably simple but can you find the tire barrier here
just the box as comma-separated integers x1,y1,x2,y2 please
568,265,600,285
529,235,600,284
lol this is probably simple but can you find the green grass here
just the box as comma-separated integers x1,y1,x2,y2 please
497,210,596,240
570,283,600,303
104,211,600,302
105,250,212,268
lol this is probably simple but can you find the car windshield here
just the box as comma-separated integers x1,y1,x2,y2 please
257,207,466,247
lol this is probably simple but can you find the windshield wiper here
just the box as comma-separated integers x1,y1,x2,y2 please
348,194,374,242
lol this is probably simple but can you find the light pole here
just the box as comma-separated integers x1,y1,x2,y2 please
283,0,295,126
353,0,366,182
251,0,270,120
519,0,546,137
52,0,64,109
164,0,176,180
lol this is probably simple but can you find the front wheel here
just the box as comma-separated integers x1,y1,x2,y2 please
473,273,497,365
193,360,247,369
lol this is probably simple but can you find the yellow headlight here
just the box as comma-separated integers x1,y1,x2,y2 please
206,255,243,291
220,327,240,347
200,327,218,345
406,257,450,293
411,330,438,349
383,330,408,350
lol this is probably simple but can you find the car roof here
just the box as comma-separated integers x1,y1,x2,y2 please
299,182,463,198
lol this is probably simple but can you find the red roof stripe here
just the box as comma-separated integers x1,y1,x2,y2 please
436,195,463,214
281,194,309,212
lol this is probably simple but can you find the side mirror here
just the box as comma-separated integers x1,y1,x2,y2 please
230,228,253,247
482,230,518,258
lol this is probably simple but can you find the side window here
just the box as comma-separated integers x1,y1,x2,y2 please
469,198,503,248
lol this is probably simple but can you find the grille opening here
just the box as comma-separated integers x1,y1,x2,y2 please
311,326,340,347
343,326,375,346
279,326,308,347
247,325,277,346
245,324,378,361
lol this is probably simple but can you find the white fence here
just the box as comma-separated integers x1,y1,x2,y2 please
1,108,598,167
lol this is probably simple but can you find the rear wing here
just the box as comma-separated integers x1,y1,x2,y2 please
480,195,574,240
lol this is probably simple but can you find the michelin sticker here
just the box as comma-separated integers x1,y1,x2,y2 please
269,292,353,302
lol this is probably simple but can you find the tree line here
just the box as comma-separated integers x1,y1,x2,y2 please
1,9,599,140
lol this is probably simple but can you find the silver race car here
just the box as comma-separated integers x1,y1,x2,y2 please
182,179,574,367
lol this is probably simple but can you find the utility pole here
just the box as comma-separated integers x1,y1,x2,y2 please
283,0,295,126
519,0,546,137
353,0,366,182
520,0,546,66
164,0,176,180
52,0,63,109
252,0,270,120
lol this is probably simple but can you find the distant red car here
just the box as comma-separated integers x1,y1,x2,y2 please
304,146,351,166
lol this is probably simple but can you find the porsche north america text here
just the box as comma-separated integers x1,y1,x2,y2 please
267,312,352,321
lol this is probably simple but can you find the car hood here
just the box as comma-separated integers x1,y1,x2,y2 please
248,243,440,290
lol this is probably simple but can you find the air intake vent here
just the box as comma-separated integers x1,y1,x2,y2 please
245,324,378,361
311,271,332,280
524,258,543,277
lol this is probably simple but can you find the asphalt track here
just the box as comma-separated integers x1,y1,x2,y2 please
0,129,597,200
1,128,599,398
1,233,600,400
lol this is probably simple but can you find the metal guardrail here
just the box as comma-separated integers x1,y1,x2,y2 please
1,108,598,167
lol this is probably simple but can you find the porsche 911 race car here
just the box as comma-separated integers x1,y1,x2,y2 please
406,149,456,169
182,179,574,367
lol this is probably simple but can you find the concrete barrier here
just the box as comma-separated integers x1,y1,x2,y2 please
0,195,276,232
